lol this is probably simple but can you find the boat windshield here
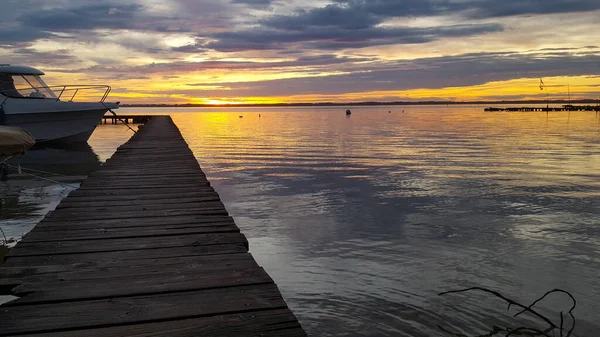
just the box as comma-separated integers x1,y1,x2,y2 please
0,74,57,99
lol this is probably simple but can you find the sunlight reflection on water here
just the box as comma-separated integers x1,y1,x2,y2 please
167,106,599,336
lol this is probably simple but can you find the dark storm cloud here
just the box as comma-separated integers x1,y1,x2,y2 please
205,23,503,51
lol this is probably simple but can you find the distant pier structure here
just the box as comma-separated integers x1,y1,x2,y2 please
101,114,152,124
484,105,600,112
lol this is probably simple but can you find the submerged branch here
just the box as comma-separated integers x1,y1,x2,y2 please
437,287,577,337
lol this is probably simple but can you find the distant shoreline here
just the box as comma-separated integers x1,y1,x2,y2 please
121,99,600,108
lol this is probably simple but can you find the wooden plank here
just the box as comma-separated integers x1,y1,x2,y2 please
37,215,235,228
21,224,240,242
32,220,236,233
49,200,226,214
9,233,248,256
42,208,229,221
1,261,262,292
15,310,304,337
9,267,274,305
89,168,205,175
77,183,211,191
57,196,222,208
0,284,287,336
3,243,248,266
88,172,207,179
68,186,216,197
0,253,258,284
80,178,210,187
102,157,200,165
82,177,208,183
64,191,219,202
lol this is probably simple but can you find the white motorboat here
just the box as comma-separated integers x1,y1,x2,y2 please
0,64,119,143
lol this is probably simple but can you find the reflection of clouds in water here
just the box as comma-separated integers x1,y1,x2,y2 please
170,107,600,336
1,180,77,239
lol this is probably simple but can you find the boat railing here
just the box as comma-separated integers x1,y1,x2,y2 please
2,85,112,102
52,85,112,102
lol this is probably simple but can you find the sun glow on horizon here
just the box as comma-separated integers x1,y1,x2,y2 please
87,75,600,105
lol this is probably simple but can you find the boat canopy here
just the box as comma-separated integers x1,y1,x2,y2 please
0,125,35,156
0,64,56,99
0,65,45,75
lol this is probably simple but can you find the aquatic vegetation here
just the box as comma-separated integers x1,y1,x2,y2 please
438,287,576,337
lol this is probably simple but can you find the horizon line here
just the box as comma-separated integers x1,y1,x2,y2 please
119,98,600,108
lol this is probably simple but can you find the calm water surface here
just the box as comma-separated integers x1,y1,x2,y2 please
1,106,599,336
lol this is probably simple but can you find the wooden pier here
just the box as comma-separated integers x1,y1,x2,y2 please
101,114,152,124
0,116,306,336
484,105,600,112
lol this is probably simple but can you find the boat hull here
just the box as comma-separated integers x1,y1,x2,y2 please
4,109,108,143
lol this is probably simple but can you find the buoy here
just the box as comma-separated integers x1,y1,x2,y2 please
346,109,351,115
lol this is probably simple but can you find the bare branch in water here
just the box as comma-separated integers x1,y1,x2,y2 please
511,288,576,337
438,287,557,329
504,327,551,336
437,287,577,337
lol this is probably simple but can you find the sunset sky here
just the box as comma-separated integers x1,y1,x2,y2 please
2,0,600,104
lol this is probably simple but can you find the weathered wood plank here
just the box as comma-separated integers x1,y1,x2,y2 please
67,186,216,197
0,253,258,285
9,233,248,256
50,200,226,214
57,196,221,208
0,284,287,336
3,243,248,266
21,224,239,242
37,215,234,228
9,267,274,305
80,178,210,187
89,169,206,175
77,183,211,191
42,208,229,221
15,310,304,337
64,191,219,202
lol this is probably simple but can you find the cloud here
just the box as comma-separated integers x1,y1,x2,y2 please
2,48,80,67
231,0,274,7
59,54,374,75
18,3,185,33
331,0,600,19
465,0,600,18
160,50,600,97
0,28,55,46
205,23,504,52
263,4,382,30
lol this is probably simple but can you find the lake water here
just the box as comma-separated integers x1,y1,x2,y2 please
1,106,599,336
